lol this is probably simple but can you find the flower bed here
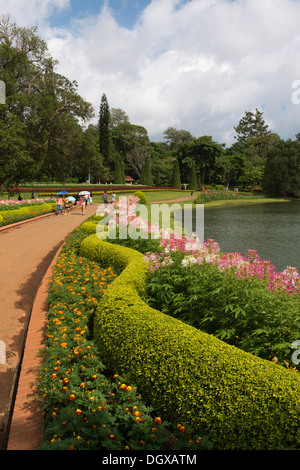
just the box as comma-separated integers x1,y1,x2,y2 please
37,224,211,450
0,197,54,211
193,190,265,204
0,202,56,226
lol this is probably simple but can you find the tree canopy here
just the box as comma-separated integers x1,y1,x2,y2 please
0,17,299,196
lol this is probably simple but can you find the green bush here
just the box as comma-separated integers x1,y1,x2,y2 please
0,203,55,225
79,234,300,450
145,262,300,367
134,191,147,204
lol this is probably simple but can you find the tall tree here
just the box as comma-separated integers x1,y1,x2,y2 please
0,16,93,187
113,154,125,184
263,138,300,197
171,159,181,189
140,155,152,185
189,160,198,190
163,127,194,149
234,108,271,144
109,108,129,128
98,93,110,162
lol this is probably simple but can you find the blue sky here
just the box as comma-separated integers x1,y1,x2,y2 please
1,0,300,145
48,0,153,30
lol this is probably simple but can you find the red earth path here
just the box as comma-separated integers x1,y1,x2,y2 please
0,204,98,450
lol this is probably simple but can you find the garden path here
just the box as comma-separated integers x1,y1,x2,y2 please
0,203,98,450
1,194,196,450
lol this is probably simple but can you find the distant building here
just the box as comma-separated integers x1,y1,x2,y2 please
110,175,134,185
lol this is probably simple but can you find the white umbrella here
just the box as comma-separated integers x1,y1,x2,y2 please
78,191,90,195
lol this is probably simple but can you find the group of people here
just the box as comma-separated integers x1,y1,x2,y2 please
56,190,117,216
56,194,72,215
56,192,92,216
102,191,116,207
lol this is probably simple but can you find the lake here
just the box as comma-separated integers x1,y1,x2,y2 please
174,200,300,272
203,200,300,272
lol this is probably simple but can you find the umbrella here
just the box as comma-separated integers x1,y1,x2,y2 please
68,196,76,202
78,191,90,195
57,191,68,195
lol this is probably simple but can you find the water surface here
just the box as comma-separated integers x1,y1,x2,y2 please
203,200,300,272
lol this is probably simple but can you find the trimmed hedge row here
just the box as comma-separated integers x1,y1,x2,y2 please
0,203,56,226
79,231,300,450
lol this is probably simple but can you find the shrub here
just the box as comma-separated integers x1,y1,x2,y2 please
79,234,300,450
145,261,300,367
0,203,55,225
38,225,207,450
134,191,147,204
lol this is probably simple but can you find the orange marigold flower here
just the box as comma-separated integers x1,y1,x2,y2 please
154,417,162,424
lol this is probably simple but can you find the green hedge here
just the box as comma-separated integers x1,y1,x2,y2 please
79,233,300,450
0,203,55,226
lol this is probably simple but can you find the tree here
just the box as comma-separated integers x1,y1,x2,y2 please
163,127,194,149
109,108,129,128
98,93,110,162
234,108,271,144
171,159,181,189
113,155,125,184
263,138,300,197
140,155,152,185
178,136,224,190
0,16,94,186
189,160,198,190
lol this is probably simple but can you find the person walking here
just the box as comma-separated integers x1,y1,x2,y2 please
111,192,116,203
79,195,86,215
56,195,63,215
63,195,70,215
103,191,108,208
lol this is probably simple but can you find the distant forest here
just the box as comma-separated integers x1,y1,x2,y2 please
1,17,299,197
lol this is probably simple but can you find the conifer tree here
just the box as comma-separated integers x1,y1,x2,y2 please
172,159,181,188
99,93,110,161
113,155,124,184
189,160,198,190
140,156,152,185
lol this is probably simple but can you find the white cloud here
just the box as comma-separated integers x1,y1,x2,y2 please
2,0,300,145
0,0,70,28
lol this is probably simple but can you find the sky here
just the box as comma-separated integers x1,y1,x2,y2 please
1,0,300,146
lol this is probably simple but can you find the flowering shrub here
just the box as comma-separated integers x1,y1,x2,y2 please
0,197,54,211
143,233,300,368
144,234,300,295
0,203,56,226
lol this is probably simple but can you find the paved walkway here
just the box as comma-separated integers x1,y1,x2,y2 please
0,204,98,450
